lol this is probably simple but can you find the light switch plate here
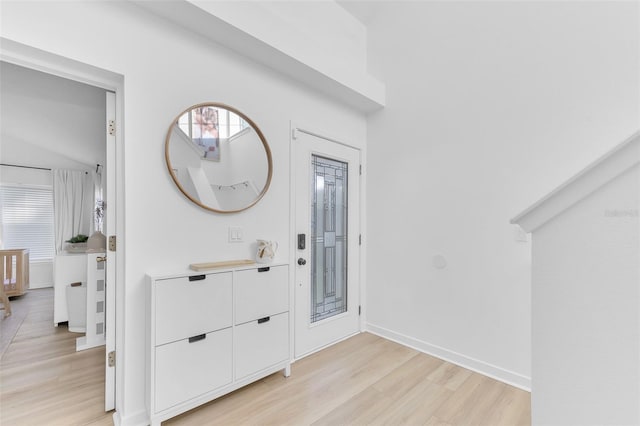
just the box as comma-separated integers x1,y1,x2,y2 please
228,226,243,242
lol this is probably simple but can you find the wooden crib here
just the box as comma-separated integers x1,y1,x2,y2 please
1,249,29,297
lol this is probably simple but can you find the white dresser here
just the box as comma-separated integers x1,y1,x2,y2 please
146,264,290,425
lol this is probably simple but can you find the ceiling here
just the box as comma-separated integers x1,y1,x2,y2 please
0,61,107,169
336,1,381,26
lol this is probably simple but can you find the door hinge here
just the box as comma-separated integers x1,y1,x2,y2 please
359,164,362,175
358,305,361,316
359,234,362,246
108,119,116,136
108,235,116,252
108,351,115,367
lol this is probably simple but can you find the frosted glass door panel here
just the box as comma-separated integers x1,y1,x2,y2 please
311,155,348,323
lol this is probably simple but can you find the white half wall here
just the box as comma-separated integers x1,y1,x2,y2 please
531,165,639,425
29,261,53,289
365,1,639,388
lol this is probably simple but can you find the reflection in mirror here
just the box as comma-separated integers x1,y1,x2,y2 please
165,103,272,213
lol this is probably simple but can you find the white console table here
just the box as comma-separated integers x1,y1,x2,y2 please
146,263,290,425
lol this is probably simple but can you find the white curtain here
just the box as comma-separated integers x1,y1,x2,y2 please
53,169,93,254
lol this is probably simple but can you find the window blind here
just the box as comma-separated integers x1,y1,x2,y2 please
0,184,55,261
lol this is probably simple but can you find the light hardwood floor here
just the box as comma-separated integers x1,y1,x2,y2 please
0,288,112,425
1,289,530,425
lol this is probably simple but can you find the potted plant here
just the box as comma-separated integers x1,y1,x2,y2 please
65,234,89,253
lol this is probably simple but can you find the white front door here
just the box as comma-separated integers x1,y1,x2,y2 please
293,129,361,359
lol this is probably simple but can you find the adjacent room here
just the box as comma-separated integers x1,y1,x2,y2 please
1,1,638,426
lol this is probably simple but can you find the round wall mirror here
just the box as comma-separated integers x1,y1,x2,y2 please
165,103,272,213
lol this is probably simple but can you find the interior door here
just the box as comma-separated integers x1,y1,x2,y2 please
294,129,361,359
104,91,116,411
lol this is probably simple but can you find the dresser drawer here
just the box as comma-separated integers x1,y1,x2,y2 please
155,327,232,413
155,272,232,346
235,312,289,380
234,265,288,325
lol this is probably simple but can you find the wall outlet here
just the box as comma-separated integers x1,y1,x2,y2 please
228,227,243,242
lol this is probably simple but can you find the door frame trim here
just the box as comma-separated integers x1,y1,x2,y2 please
289,121,364,362
1,37,125,419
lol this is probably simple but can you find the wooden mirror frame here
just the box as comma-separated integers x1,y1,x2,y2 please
165,102,273,213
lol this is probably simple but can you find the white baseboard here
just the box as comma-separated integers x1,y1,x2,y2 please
28,282,53,289
366,323,531,392
112,409,148,426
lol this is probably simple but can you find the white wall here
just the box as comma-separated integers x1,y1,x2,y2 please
26,261,53,289
365,1,639,388
1,2,366,423
0,166,51,186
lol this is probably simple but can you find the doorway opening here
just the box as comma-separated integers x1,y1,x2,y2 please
0,39,123,419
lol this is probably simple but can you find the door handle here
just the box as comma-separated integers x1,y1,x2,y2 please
96,256,107,263
297,258,307,266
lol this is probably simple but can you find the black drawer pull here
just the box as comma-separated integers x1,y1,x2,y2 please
188,275,206,281
188,334,206,343
257,267,270,272
257,316,270,324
